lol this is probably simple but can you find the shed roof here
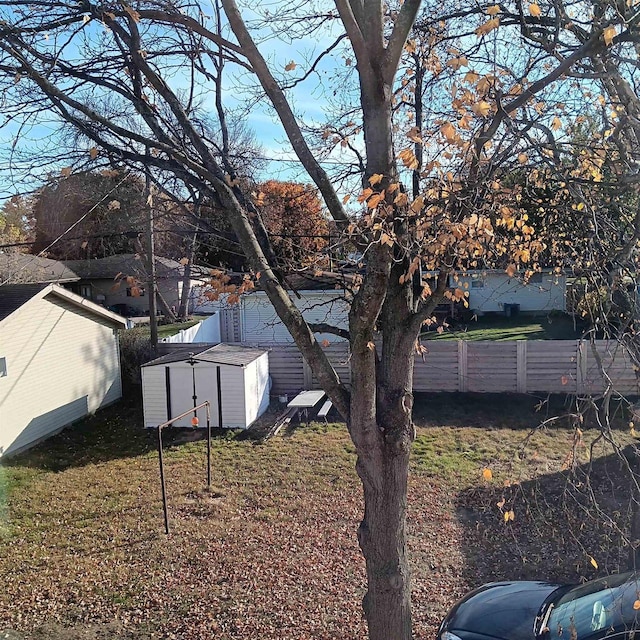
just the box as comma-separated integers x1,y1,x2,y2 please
143,343,268,368
0,283,128,326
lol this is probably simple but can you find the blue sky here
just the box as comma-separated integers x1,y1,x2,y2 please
0,3,355,201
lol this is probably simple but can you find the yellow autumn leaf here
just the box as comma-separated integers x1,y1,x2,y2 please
367,341,375,351
633,600,640,611
406,126,423,143
529,3,541,17
464,70,480,84
440,121,457,142
446,56,468,70
394,192,409,206
108,200,121,210
506,264,517,277
89,147,98,160
504,511,510,522
342,194,351,204
475,18,500,36
284,61,297,71
603,26,617,46
482,468,493,481
60,166,72,177
369,173,384,186
410,195,424,213
398,148,419,169
486,4,501,15
518,153,528,164
589,556,598,569
367,192,385,209
405,39,416,54
551,116,562,131
472,101,491,117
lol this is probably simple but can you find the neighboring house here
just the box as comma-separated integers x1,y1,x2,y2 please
63,254,204,316
0,252,80,285
457,270,567,315
0,283,127,458
191,268,567,345
192,290,349,344
191,271,351,344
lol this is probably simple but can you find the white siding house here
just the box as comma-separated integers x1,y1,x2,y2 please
141,344,270,429
458,270,567,315
0,283,127,458
192,289,349,345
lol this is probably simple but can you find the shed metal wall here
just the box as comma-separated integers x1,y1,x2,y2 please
142,350,270,429
0,295,122,457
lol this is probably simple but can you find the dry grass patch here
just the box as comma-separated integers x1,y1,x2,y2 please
0,396,637,639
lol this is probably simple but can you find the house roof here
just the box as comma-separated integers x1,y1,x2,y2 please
0,253,80,285
0,283,127,326
143,343,268,368
63,254,185,280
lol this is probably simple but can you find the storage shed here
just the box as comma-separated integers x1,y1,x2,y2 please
141,344,270,429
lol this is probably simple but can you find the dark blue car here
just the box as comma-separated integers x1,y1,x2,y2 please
438,572,640,640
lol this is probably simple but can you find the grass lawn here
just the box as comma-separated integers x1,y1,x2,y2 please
156,319,201,339
0,396,636,639
423,313,584,341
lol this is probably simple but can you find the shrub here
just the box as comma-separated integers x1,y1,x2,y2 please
119,327,154,396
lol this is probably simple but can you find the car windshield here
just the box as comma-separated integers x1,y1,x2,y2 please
545,573,640,640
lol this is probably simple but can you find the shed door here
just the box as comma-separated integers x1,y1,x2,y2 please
168,365,219,428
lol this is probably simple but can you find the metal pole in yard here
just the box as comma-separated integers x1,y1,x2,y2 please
157,426,170,535
206,402,211,488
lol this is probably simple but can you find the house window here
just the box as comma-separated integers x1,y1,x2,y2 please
79,284,92,299
0,357,6,377
471,279,485,288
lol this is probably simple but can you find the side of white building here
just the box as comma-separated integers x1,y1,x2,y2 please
0,284,127,457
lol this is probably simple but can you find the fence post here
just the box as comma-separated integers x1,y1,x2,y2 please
516,341,527,393
576,340,587,394
458,340,468,392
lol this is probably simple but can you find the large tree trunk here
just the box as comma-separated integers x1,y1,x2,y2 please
356,420,413,639
349,280,416,639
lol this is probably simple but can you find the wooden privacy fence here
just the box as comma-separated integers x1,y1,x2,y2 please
267,340,640,397
158,340,640,397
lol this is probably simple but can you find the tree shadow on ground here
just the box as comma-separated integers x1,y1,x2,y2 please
413,392,578,430
455,444,637,590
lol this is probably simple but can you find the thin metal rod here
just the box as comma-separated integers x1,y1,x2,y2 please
156,401,210,429
206,403,211,488
157,426,170,535
154,400,211,534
